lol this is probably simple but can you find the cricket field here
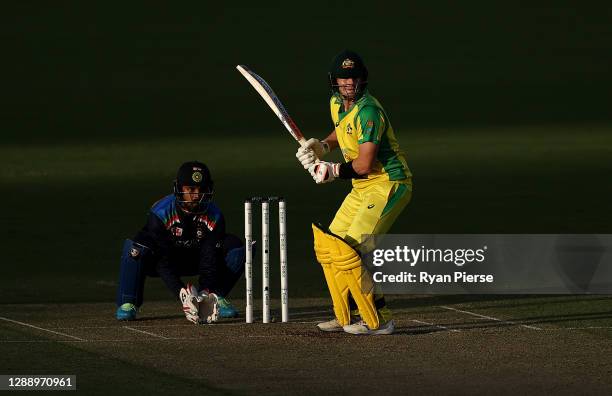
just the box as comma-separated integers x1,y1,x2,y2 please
2,2,612,394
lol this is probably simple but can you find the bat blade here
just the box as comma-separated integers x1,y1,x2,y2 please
236,64,306,146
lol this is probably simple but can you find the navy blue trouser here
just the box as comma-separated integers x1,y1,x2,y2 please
116,234,245,307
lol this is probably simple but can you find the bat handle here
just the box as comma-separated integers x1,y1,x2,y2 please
296,137,321,164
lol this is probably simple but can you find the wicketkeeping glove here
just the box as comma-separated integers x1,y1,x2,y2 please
308,161,340,184
179,283,201,324
198,290,219,324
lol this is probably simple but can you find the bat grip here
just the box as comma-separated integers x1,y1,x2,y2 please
297,138,321,164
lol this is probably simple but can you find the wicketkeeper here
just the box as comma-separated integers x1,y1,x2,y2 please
115,161,247,323
297,50,413,335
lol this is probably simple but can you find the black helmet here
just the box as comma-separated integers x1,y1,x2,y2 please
173,161,214,214
328,49,368,99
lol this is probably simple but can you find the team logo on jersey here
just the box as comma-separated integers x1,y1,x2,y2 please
342,58,355,69
172,227,183,237
346,124,352,135
192,171,203,183
196,229,203,238
129,247,140,258
365,120,374,132
368,204,375,209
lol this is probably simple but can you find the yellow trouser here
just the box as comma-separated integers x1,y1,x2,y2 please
329,179,412,253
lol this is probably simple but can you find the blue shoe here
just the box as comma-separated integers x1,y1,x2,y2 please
217,297,238,318
116,303,138,320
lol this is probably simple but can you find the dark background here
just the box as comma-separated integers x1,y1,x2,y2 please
1,2,611,303
3,2,611,143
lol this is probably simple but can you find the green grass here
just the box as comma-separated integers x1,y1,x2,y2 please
4,2,612,143
1,124,611,303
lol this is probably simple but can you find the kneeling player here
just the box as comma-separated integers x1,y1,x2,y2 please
115,161,246,323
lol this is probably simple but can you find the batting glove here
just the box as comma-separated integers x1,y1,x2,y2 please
295,138,330,169
304,138,330,159
179,283,200,324
296,146,317,169
308,161,340,184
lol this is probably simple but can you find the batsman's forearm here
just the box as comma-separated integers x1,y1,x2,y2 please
351,158,373,175
322,130,339,151
351,142,379,175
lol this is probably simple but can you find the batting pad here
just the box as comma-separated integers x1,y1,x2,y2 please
312,224,379,329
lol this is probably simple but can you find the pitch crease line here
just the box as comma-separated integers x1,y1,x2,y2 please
411,319,460,332
542,326,612,331
0,316,85,341
439,306,542,330
123,326,169,339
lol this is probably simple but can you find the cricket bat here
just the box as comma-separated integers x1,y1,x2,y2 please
236,65,307,147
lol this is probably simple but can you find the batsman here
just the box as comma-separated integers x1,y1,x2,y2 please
297,50,413,335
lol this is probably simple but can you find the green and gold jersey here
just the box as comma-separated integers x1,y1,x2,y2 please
330,91,412,188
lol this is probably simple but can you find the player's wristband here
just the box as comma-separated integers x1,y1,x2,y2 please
338,161,362,179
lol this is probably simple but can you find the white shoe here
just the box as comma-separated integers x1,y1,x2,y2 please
316,318,344,332
343,319,395,335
